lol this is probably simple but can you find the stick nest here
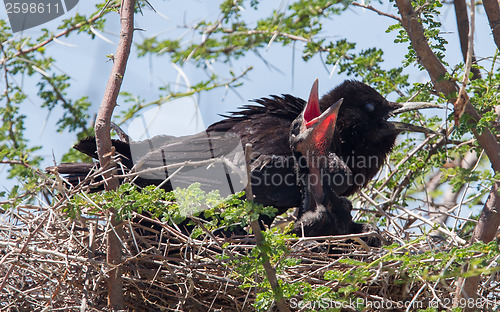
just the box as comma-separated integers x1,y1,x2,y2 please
1,164,499,312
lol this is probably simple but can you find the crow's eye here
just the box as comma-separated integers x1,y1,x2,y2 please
365,103,375,113
291,121,300,136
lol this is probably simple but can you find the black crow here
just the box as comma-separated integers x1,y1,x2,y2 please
54,80,437,226
289,80,378,243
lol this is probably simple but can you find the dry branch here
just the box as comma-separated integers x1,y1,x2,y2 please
93,0,137,309
395,0,500,305
483,0,500,50
244,143,290,312
2,166,499,311
453,0,481,80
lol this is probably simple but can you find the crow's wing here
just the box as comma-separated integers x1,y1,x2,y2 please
207,94,305,157
130,131,247,197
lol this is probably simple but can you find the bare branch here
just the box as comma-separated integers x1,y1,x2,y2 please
351,2,401,21
483,0,500,50
244,144,290,312
454,0,475,124
0,212,50,292
427,151,479,236
453,0,481,79
94,0,137,309
397,206,467,245
395,0,500,172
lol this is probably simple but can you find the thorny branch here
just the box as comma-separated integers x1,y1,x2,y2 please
351,2,401,21
395,0,500,306
482,0,500,50
93,0,137,309
244,143,290,312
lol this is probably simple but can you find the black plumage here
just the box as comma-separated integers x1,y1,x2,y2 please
208,80,434,212
288,81,379,244
54,80,435,226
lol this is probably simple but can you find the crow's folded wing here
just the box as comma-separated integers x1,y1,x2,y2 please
130,131,247,197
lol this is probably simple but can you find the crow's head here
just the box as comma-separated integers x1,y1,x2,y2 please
315,80,439,194
320,80,436,152
290,79,343,159
290,80,343,202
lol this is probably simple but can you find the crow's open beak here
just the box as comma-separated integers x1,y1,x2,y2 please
303,79,320,127
298,80,344,204
390,121,439,135
301,79,343,150
389,101,444,135
306,98,343,148
393,102,444,115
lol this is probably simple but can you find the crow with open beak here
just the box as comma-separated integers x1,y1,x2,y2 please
289,80,377,242
55,80,438,228
205,80,437,218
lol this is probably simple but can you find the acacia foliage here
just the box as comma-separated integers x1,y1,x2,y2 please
1,0,496,227
1,0,500,310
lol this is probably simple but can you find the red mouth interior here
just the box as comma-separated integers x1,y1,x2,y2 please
304,101,320,127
